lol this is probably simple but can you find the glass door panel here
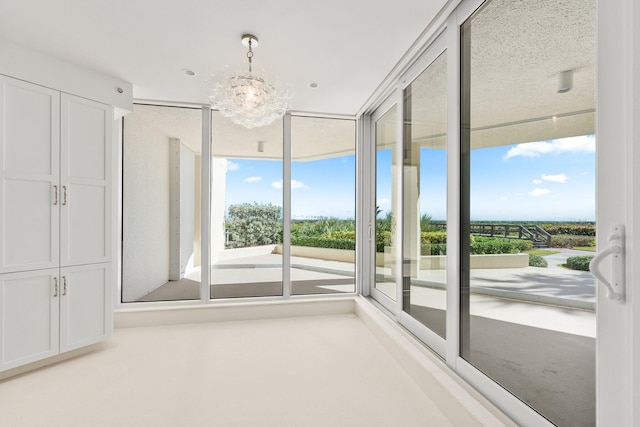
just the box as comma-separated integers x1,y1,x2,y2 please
460,1,596,426
402,52,448,339
122,104,202,303
290,116,356,295
210,113,283,299
375,105,399,301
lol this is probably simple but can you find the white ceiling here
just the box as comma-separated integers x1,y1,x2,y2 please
0,0,448,115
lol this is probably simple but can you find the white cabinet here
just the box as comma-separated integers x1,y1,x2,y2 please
59,263,112,353
0,75,113,373
0,269,59,370
60,94,112,267
0,264,111,371
0,78,60,273
0,78,112,273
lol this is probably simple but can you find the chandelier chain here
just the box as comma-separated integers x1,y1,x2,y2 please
247,39,253,73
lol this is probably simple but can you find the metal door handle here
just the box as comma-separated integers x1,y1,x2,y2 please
53,276,58,297
62,186,68,206
53,185,59,205
62,276,67,296
589,224,625,302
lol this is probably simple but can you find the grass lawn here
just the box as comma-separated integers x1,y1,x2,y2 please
526,249,560,256
574,246,596,252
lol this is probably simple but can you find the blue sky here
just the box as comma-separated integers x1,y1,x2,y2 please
224,155,356,219
224,135,595,221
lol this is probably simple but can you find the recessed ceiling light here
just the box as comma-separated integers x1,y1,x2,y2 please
182,68,196,77
308,82,319,88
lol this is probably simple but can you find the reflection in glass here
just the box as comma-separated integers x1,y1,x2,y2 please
460,1,596,426
375,105,398,301
122,104,202,302
210,113,283,298
402,52,447,338
290,117,356,295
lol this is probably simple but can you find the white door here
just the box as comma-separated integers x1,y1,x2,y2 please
0,269,60,371
60,94,112,267
59,263,112,353
0,75,60,274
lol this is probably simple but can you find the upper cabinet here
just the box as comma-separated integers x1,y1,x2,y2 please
60,94,112,267
0,76,112,274
0,76,61,273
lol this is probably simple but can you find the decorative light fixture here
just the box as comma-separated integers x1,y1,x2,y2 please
209,34,292,128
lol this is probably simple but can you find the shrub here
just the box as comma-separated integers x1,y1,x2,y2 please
551,234,594,248
291,236,355,250
225,203,282,248
470,236,530,254
540,223,595,236
528,254,548,267
291,218,355,238
566,255,593,271
421,231,447,244
323,230,356,240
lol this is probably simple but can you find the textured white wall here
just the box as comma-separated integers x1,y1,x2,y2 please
122,108,170,302
180,144,196,274
211,157,228,262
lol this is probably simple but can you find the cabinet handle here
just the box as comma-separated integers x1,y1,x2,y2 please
62,276,67,296
62,186,68,206
53,276,58,298
53,185,59,205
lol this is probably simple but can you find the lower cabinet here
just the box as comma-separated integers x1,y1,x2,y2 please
0,263,112,372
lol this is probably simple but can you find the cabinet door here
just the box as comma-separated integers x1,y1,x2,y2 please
60,94,112,267
0,269,60,371
0,76,60,274
59,263,112,353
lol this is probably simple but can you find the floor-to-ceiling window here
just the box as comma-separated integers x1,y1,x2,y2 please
460,0,596,425
374,104,399,302
209,113,284,299
122,105,201,303
122,108,357,302
290,116,356,295
402,51,448,339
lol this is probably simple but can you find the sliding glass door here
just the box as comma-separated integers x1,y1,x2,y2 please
372,102,399,307
367,0,598,424
459,1,596,425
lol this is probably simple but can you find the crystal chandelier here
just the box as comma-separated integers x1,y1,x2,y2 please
209,34,292,129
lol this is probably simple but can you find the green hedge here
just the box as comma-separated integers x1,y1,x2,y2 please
566,255,593,271
540,223,595,236
551,234,594,248
291,236,355,250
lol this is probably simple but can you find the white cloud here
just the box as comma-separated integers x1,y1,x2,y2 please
292,179,309,190
271,179,309,190
377,198,390,206
529,188,551,197
541,173,568,183
504,135,595,159
227,160,240,171
244,176,262,183
500,196,509,201
532,179,542,184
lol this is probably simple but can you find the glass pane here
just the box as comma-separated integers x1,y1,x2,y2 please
122,104,202,302
210,113,283,298
290,117,356,295
403,52,447,339
375,105,398,301
460,1,596,426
